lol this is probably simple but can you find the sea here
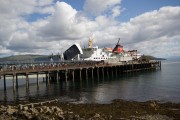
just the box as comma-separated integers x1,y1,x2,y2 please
0,60,180,104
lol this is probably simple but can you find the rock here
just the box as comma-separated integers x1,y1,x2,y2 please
58,113,65,120
150,102,156,108
40,115,50,120
46,109,52,115
18,104,23,110
30,103,34,108
68,111,73,114
0,105,6,111
73,115,80,120
109,115,112,119
23,106,28,111
29,108,39,115
0,105,5,108
7,105,11,109
22,111,32,119
40,102,44,105
42,106,49,112
6,107,17,115
54,107,62,112
37,107,43,113
94,113,100,118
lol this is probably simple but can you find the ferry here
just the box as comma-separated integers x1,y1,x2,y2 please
63,38,141,63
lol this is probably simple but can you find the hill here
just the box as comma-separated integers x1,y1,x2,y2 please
0,55,49,63
139,55,166,61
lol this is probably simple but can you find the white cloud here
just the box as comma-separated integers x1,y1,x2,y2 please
83,0,122,16
39,1,98,41
0,0,179,58
116,6,180,57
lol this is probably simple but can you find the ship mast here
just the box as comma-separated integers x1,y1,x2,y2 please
117,38,120,45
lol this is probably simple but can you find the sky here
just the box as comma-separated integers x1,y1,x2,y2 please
0,0,180,58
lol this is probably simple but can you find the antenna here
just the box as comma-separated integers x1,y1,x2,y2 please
117,38,120,45
117,38,120,44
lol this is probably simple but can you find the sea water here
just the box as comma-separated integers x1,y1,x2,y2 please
0,60,180,103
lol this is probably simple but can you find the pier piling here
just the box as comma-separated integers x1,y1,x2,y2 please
16,74,18,89
37,73,39,88
3,75,6,91
0,61,161,92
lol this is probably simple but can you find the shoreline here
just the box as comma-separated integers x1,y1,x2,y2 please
0,99,180,120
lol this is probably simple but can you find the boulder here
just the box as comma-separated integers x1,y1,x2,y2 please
58,113,65,120
6,107,17,115
23,106,28,111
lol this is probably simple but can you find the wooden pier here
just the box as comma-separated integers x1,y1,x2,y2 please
0,61,161,91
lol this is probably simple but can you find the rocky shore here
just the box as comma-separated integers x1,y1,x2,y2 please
0,99,180,120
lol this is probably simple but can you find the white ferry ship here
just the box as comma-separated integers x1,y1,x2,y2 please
63,38,141,63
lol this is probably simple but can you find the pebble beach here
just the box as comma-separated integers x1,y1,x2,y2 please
0,99,180,120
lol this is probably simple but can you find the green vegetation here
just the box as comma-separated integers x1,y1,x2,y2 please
0,55,49,62
139,55,166,61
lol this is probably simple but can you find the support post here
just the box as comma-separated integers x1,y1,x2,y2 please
91,68,94,79
13,75,16,92
26,73,29,89
115,67,117,77
16,74,18,89
106,67,109,77
37,73,39,88
111,67,113,77
3,75,6,91
72,70,75,81
102,67,104,79
56,71,59,83
97,68,99,80
79,69,82,80
85,69,88,80
47,72,50,85
131,63,134,71
65,70,67,82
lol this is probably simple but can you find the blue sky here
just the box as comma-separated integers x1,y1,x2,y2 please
28,0,180,22
62,0,180,21
0,0,180,58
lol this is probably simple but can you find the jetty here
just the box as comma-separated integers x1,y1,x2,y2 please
0,60,161,91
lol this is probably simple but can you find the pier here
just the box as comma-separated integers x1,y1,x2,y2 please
0,61,161,91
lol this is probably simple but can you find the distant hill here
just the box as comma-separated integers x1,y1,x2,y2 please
139,55,166,61
0,55,50,63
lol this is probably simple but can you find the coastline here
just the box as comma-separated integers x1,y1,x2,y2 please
0,99,180,120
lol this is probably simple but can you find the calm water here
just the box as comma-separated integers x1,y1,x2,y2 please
0,60,180,103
